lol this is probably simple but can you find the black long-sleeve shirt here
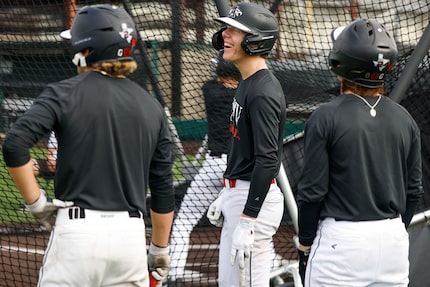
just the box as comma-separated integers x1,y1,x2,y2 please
202,79,235,156
297,93,423,246
224,69,287,218
2,71,175,214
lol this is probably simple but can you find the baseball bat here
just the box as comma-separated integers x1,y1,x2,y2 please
121,0,166,108
277,162,299,234
214,0,230,17
149,273,162,287
269,0,283,13
409,209,430,228
239,267,246,287
389,22,430,103
121,0,188,160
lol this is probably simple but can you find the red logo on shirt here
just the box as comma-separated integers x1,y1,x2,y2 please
229,123,240,140
230,98,242,140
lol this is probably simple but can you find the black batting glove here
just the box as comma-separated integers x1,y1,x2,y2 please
297,248,310,286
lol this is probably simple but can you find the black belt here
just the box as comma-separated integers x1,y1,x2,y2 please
333,214,399,221
68,207,141,220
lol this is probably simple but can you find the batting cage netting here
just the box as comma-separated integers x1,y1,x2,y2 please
0,1,429,286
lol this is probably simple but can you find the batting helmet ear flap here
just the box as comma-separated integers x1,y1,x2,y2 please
212,27,226,51
241,33,277,56
241,35,252,55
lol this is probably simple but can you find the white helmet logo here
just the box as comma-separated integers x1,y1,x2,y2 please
373,53,390,71
119,23,134,43
228,6,243,19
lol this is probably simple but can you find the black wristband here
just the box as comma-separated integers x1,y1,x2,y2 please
297,248,310,258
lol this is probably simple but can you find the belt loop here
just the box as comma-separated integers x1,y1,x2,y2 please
229,179,236,188
77,207,85,219
68,207,85,219
224,178,237,188
128,210,141,218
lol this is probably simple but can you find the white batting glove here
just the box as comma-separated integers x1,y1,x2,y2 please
147,242,170,283
25,189,74,231
230,217,255,269
207,190,224,227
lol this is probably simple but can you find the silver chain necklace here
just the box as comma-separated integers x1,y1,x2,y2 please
351,94,382,117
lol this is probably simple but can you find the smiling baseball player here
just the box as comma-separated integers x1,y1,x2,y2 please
207,2,287,286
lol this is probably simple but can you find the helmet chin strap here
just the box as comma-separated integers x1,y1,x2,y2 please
72,52,87,67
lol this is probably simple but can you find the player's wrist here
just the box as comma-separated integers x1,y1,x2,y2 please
26,189,46,212
151,242,168,248
149,242,169,255
297,248,310,255
239,216,255,229
297,243,311,252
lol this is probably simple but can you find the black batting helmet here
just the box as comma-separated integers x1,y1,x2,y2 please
328,19,398,88
212,2,278,55
60,5,137,66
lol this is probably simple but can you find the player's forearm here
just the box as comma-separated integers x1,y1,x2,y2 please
298,201,323,246
150,210,174,247
7,160,40,204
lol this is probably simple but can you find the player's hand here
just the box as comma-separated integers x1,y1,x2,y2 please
26,189,74,231
297,247,310,285
207,190,224,227
230,217,255,269
147,242,170,284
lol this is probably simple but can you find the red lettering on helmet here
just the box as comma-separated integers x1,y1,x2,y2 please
370,72,380,80
387,63,395,72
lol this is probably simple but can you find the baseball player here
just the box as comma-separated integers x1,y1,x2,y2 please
296,19,423,286
169,50,240,286
207,3,287,286
2,5,174,287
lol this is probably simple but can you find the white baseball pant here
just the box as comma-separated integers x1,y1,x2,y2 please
305,217,409,287
218,179,284,287
38,208,148,287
